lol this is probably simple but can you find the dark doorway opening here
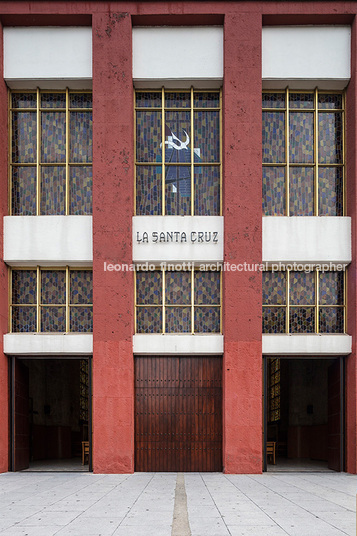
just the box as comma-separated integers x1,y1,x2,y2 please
10,358,91,472
263,357,344,472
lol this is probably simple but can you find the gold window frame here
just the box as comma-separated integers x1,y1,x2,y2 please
134,87,222,216
262,88,345,216
9,88,93,216
9,266,93,333
262,269,346,334
134,266,222,334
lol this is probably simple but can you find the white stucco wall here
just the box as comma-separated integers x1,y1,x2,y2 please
262,26,351,89
4,216,93,266
4,27,92,88
263,217,351,265
133,27,223,86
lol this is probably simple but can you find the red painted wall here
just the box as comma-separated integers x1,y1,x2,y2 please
0,20,8,474
223,13,263,474
92,11,134,473
0,0,356,475
346,17,357,475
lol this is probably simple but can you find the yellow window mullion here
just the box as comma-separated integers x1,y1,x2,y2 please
66,266,70,333
37,266,40,332
162,268,166,334
191,267,194,334
65,88,70,215
286,269,290,333
314,87,319,216
36,88,40,215
316,269,319,334
286,87,290,217
190,86,194,215
161,87,165,216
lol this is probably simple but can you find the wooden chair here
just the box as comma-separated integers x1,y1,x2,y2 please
82,441,89,465
266,441,276,465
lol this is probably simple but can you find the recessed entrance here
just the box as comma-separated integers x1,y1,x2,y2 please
135,355,222,472
10,357,91,472
263,357,344,472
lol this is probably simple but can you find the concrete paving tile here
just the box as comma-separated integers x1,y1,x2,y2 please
55,516,123,535
0,527,60,536
187,505,221,517
121,514,172,526
227,525,289,536
220,513,275,525
189,517,230,535
112,526,172,536
19,511,80,526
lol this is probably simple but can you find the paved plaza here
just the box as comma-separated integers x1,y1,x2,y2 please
0,471,355,536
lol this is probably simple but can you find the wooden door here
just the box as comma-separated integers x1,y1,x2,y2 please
328,359,342,471
135,356,222,472
13,359,29,471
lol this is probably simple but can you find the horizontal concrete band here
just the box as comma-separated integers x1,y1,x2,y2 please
263,217,351,265
133,334,224,355
4,27,92,88
4,216,93,266
262,26,351,89
4,332,351,356
3,25,351,90
133,27,223,83
262,334,352,356
3,333,93,356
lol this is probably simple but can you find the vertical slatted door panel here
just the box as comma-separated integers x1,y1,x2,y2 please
135,356,222,472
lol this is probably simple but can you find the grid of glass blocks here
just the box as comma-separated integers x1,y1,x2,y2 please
135,89,221,216
10,267,93,333
10,90,92,215
135,269,221,333
262,270,345,334
262,89,344,216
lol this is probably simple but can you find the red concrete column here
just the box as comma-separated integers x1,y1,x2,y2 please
0,21,8,473
223,13,263,473
346,17,357,475
92,11,134,473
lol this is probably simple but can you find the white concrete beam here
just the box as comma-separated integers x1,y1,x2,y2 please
133,334,223,355
4,216,93,266
4,333,93,356
262,334,352,356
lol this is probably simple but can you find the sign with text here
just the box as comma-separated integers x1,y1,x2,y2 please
133,216,223,264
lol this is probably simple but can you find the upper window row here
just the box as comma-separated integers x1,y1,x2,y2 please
10,90,92,216
135,89,221,216
263,89,344,216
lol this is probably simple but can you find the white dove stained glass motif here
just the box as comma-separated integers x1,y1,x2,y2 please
135,90,221,216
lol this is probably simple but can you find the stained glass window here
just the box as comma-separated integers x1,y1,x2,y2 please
135,89,221,216
262,270,345,334
79,359,89,423
136,269,221,333
10,90,92,215
262,89,344,216
11,268,92,332
268,358,280,423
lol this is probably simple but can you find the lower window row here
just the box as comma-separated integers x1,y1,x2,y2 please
263,270,345,334
135,269,221,333
10,267,93,333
